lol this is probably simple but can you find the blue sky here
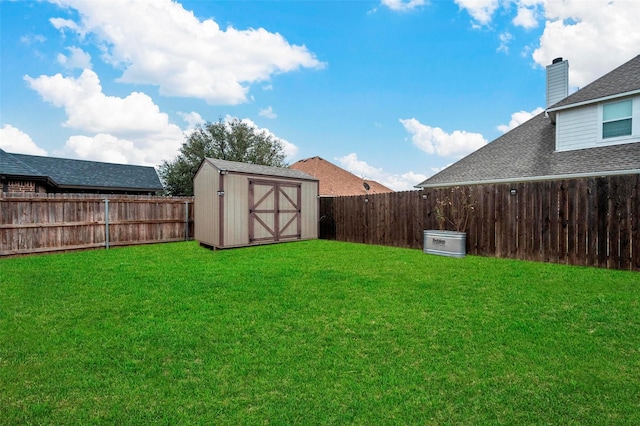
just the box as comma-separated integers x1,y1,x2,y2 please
1,0,639,190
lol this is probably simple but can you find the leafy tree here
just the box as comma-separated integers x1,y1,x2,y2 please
159,117,287,195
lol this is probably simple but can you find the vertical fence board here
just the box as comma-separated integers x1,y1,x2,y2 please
618,176,631,270
567,179,578,265
633,175,640,271
516,183,526,260
596,177,609,268
609,176,621,269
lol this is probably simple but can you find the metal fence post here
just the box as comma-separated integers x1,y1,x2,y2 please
104,198,110,249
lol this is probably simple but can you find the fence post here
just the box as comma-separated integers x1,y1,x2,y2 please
185,200,189,241
104,198,110,249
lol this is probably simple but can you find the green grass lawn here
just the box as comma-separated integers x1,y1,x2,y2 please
1,240,639,424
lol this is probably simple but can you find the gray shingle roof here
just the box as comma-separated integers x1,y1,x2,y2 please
417,112,640,188
1,149,163,191
417,55,640,188
205,158,317,181
0,149,42,177
550,54,640,109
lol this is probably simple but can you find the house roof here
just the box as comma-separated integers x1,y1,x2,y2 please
549,54,640,110
1,149,164,192
417,55,640,188
289,156,393,196
0,148,43,177
203,158,317,181
416,112,640,188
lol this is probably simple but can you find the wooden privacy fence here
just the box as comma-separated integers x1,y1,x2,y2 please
319,174,640,271
0,193,194,256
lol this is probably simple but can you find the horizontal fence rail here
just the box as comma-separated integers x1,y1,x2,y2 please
0,193,194,256
319,174,639,271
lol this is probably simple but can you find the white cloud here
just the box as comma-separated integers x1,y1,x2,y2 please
455,0,638,88
513,5,539,29
48,0,324,105
380,0,427,12
335,153,427,191
25,70,179,136
497,107,544,133
57,46,92,69
20,34,46,45
24,69,184,165
497,32,513,53
454,0,499,25
532,0,640,88
178,111,205,131
399,118,487,158
50,17,85,36
0,125,48,156
259,106,277,119
62,134,148,165
386,171,429,190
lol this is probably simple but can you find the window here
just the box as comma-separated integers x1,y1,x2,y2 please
602,99,632,139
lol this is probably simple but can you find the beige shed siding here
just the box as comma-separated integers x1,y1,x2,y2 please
300,180,319,239
223,174,250,246
194,159,318,249
194,164,219,246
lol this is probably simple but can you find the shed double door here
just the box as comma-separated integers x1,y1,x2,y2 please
249,180,301,243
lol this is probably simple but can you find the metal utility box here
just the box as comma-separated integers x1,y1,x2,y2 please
194,158,319,249
424,230,466,258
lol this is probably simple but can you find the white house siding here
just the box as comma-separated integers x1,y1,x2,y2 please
556,104,598,151
556,95,640,152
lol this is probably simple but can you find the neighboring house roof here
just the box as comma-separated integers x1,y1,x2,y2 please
0,148,43,178
289,156,393,196
0,148,164,192
549,54,640,111
417,55,640,188
416,113,640,187
203,158,317,181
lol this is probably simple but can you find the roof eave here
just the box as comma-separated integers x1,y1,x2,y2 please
55,184,163,192
547,88,640,114
1,173,58,188
415,169,640,188
222,168,318,182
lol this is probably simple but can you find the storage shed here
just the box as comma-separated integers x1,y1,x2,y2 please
194,158,319,249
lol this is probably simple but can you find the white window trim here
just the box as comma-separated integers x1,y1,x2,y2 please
597,96,639,144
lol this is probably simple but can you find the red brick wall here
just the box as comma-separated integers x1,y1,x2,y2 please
5,180,48,193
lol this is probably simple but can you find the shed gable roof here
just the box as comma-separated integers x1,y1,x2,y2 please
204,158,317,181
1,149,163,191
289,156,393,196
